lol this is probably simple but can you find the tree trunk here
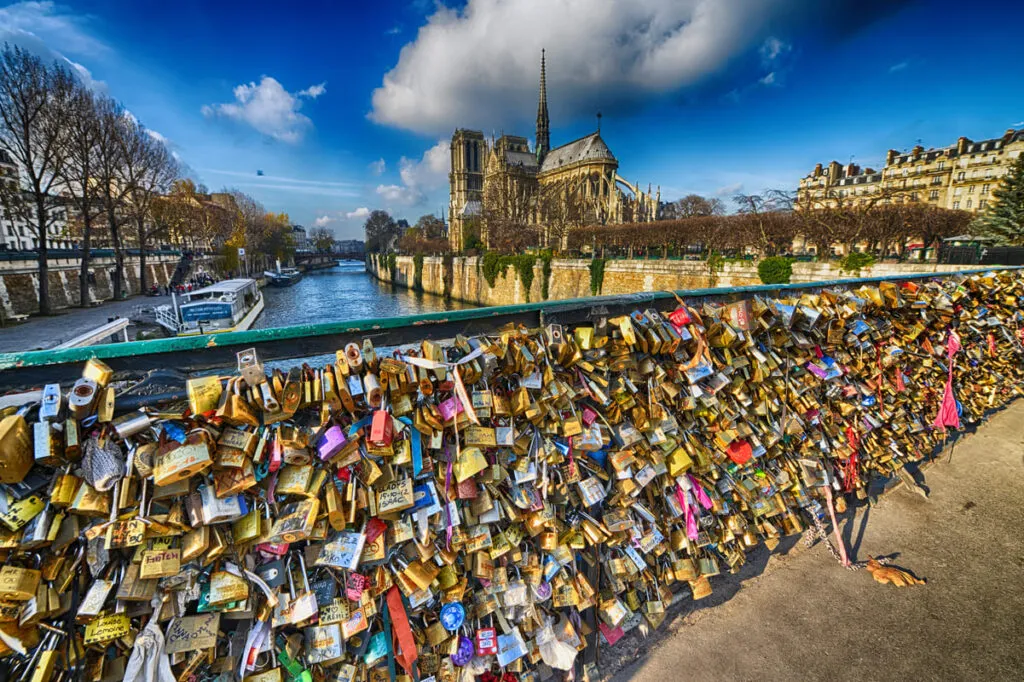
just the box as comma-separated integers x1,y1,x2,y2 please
108,206,124,300
36,198,50,316
79,211,92,308
137,218,148,293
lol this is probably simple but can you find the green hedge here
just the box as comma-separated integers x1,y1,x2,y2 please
757,256,793,284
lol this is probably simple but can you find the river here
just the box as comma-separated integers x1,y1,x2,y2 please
0,262,471,353
254,261,471,329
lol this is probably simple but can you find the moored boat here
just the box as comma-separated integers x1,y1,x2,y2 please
153,279,264,336
263,267,302,287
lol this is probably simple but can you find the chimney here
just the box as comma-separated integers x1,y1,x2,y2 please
827,160,841,183
1005,129,1016,142
957,136,970,154
814,163,823,177
886,149,897,166
912,145,924,159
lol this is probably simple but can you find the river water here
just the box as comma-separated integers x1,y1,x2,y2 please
254,261,471,329
0,261,470,353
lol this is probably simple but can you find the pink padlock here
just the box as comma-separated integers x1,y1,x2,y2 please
475,627,498,656
582,406,597,427
317,424,347,461
437,396,463,423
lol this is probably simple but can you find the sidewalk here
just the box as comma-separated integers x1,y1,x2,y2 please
0,294,172,352
608,402,1024,682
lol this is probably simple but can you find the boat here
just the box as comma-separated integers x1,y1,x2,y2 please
263,266,303,287
153,279,264,336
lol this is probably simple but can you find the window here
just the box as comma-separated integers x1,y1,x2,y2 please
966,199,972,209
929,190,939,200
932,176,943,185
985,170,992,179
982,183,990,194
980,200,988,209
968,185,974,193
902,169,908,177
916,166,922,174
954,187,962,196
910,192,919,201
938,161,946,170
957,171,965,181
953,201,961,209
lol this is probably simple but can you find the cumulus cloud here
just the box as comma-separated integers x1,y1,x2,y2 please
346,207,371,220
369,158,386,175
202,76,326,143
376,140,450,206
0,2,110,57
370,0,900,134
715,182,744,197
314,215,334,227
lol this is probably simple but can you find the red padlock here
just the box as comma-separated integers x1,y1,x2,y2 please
370,410,393,447
475,627,498,656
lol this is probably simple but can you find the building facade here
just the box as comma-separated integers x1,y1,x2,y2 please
448,51,659,251
0,149,74,251
798,128,1024,213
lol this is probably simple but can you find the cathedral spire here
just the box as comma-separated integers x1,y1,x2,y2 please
536,48,550,163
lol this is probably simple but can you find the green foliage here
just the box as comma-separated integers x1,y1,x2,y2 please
589,257,607,296
705,250,725,286
977,153,1024,244
539,249,553,300
480,252,537,301
839,251,876,274
413,253,424,292
757,256,793,284
386,253,397,280
442,253,454,299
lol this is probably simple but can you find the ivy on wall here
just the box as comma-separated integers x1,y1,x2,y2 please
480,252,537,302
413,254,424,292
589,257,607,296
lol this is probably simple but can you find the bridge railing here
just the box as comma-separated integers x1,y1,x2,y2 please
0,266,1016,390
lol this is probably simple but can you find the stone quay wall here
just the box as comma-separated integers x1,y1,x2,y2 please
0,252,182,319
368,255,967,307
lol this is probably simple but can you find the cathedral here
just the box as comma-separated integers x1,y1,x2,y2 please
448,50,660,251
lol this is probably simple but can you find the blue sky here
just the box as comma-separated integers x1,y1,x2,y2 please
2,0,1022,239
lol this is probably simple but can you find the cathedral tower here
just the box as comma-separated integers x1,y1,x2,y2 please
535,49,550,164
449,129,486,251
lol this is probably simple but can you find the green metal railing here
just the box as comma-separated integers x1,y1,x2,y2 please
0,266,1016,389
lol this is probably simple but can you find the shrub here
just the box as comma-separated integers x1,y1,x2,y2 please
413,253,424,292
839,251,876,274
757,256,793,285
589,257,607,296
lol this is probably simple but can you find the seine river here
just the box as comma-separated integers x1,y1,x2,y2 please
254,261,471,329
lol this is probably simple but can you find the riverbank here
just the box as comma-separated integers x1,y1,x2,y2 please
368,254,967,307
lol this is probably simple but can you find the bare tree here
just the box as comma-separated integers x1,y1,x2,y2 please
538,175,588,252
58,85,103,307
309,226,334,252
120,121,177,292
481,164,538,252
94,96,136,300
0,44,76,314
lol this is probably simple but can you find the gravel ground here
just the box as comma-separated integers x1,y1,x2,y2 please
603,401,1024,682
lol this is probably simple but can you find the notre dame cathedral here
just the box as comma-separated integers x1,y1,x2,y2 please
448,50,660,251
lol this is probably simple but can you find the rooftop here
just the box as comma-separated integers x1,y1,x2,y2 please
540,132,616,173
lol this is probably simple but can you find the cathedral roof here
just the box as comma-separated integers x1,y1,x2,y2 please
504,150,540,171
540,132,616,173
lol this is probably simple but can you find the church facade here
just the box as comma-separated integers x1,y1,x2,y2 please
448,51,660,251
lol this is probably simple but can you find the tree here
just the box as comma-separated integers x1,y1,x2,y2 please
94,96,137,300
58,84,103,307
121,119,177,292
309,226,334,252
676,194,725,218
414,214,446,240
977,153,1024,244
537,176,588,251
481,162,538,252
0,44,76,314
364,210,399,253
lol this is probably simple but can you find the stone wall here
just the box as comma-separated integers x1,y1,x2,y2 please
0,253,181,319
369,255,968,307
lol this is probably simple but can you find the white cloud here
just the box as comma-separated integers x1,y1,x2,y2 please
314,215,334,227
376,184,425,205
889,60,909,73
386,26,402,35
63,58,106,91
370,0,862,134
759,72,776,86
346,207,371,220
202,76,326,143
146,129,168,144
1014,121,1024,128
370,158,386,175
0,2,110,57
715,182,744,196
399,140,449,189
298,82,327,98
375,140,450,206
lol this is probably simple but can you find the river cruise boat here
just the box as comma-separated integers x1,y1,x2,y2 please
263,267,303,287
154,279,264,336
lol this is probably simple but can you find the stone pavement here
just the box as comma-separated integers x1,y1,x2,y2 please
606,401,1024,682
0,294,171,353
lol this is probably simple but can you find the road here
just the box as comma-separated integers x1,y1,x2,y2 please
607,401,1024,682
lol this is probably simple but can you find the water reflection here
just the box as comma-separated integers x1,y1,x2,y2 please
254,261,471,330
